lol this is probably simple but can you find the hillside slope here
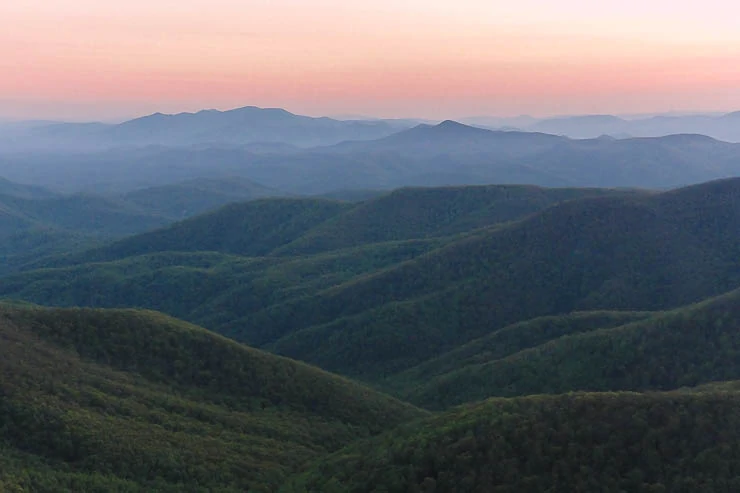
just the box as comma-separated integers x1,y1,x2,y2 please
51,198,353,265
0,305,425,492
255,178,740,378
408,287,740,408
283,390,740,492
121,176,283,219
388,310,655,394
274,184,634,255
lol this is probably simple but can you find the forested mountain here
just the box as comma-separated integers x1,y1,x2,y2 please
284,390,740,492
0,193,171,238
0,176,281,274
120,176,282,219
4,119,740,195
525,110,740,141
45,184,626,265
325,120,565,158
0,176,56,199
405,287,740,407
1,106,409,151
261,178,740,379
388,311,655,396
51,198,354,264
4,176,740,491
0,304,424,492
273,185,629,256
3,179,740,388
0,190,174,274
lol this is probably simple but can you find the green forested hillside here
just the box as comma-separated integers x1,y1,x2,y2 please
283,390,740,493
49,198,353,265
407,287,740,408
273,185,631,255
387,311,655,394
121,176,282,219
0,240,438,334
0,193,171,238
259,178,740,379
40,184,623,267
3,179,740,385
0,304,425,492
0,191,172,275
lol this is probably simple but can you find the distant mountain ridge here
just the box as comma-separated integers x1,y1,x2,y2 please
1,106,412,150
523,111,740,141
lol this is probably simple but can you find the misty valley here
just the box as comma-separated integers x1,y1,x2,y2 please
2,105,740,492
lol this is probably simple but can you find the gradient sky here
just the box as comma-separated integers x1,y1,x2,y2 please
2,0,740,121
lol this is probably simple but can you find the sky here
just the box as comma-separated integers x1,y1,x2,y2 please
2,0,740,121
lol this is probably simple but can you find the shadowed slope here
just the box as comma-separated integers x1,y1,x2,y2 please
283,390,740,492
0,305,425,492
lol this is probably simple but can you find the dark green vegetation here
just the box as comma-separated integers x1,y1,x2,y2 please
284,390,740,492
4,175,740,491
0,304,424,492
388,311,655,397
0,190,171,275
4,178,740,388
0,175,286,274
55,197,354,264
120,176,282,219
0,184,636,357
406,287,740,408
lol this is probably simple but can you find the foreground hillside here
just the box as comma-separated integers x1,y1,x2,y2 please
0,304,424,492
404,287,740,407
284,390,740,492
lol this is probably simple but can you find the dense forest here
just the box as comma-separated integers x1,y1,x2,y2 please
283,390,740,492
3,177,740,491
0,304,424,491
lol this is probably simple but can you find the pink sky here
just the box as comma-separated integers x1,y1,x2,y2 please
2,0,740,121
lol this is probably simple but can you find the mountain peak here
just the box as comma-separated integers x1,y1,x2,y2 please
435,120,478,131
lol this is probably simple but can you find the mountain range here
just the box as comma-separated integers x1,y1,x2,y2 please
5,104,740,491
3,178,740,393
521,111,740,141
3,118,740,195
0,106,410,151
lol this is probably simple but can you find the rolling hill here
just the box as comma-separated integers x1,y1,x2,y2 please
0,304,425,492
273,184,631,255
0,176,56,199
405,286,740,407
0,191,175,275
283,389,740,492
253,178,740,379
120,176,283,219
387,311,656,395
0,184,631,328
50,197,354,264
3,179,740,389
